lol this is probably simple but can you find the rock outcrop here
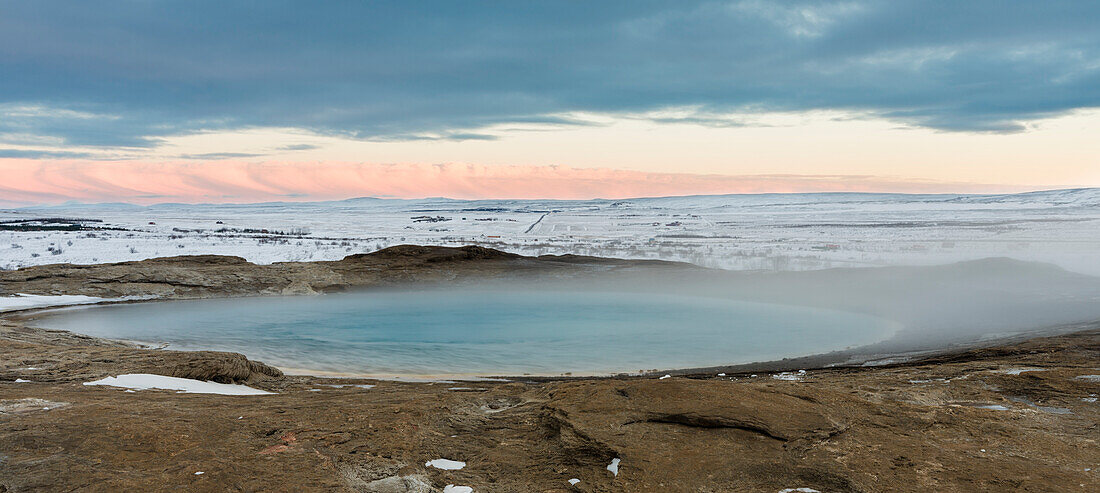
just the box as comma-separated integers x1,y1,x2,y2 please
0,245,680,300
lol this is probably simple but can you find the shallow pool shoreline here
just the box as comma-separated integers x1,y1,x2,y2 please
25,290,903,377
9,295,1096,380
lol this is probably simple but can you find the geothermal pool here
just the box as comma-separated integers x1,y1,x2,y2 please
32,291,898,375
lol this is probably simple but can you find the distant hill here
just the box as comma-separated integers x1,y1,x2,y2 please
12,187,1098,212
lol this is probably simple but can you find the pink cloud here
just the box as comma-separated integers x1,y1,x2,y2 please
0,159,1017,206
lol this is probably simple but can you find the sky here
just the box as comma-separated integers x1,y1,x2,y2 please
2,1,1099,205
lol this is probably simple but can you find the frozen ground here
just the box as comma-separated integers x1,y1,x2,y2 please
2,188,1098,274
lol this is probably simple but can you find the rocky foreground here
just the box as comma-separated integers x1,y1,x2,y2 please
1,246,1099,491
1,322,1097,492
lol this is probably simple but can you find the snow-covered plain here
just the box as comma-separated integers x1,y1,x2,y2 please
2,189,1098,274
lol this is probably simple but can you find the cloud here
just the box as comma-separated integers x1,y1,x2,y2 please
358,132,500,143
177,152,264,160
0,148,96,159
276,144,319,151
1,1,1098,150
0,159,1016,206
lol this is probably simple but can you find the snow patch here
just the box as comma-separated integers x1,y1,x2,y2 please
1074,375,1100,382
908,378,949,384
568,478,581,486
0,294,109,313
443,486,472,493
425,459,466,470
861,357,908,367
371,376,457,384
607,458,621,476
996,368,1047,375
772,371,804,381
14,378,31,383
365,375,507,384
779,489,821,493
658,374,671,380
83,374,274,395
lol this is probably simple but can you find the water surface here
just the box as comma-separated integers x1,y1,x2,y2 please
33,290,897,375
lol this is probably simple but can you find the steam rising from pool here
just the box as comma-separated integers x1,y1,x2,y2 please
32,290,897,375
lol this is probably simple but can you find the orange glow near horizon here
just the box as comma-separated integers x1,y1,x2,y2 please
0,159,1054,206
4,109,1100,205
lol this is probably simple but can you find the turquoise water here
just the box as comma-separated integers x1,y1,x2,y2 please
32,290,897,375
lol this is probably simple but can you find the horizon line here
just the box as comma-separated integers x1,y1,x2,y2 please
8,186,1096,210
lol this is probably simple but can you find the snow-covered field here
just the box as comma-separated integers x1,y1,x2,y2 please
2,188,1098,274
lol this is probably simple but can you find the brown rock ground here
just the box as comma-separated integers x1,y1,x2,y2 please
1,323,1098,492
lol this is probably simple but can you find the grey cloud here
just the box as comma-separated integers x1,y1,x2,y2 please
0,0,1097,150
